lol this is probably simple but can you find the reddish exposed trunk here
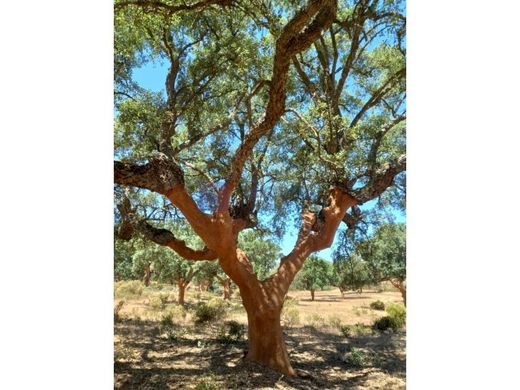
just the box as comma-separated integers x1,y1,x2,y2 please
310,289,315,301
241,293,295,376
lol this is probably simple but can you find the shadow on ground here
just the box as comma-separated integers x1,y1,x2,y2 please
115,318,405,389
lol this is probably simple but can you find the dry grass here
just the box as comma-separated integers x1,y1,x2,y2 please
115,286,405,389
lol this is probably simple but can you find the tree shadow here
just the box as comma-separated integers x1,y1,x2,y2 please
115,318,405,389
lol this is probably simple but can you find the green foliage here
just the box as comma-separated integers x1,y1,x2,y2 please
194,298,228,325
370,300,386,311
340,323,371,338
333,253,373,293
386,303,406,328
373,304,405,331
161,304,187,327
342,348,380,368
195,372,222,390
238,230,281,280
149,295,165,310
293,256,332,294
373,316,394,332
358,223,406,286
217,320,245,344
114,280,144,299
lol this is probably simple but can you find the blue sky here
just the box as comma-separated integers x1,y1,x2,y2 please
129,59,405,261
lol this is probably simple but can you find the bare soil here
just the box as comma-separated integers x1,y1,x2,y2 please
115,287,405,389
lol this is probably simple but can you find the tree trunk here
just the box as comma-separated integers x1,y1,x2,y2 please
390,279,406,306
177,282,186,305
310,289,315,301
222,279,231,300
399,285,406,306
338,287,346,298
244,303,295,376
143,262,152,287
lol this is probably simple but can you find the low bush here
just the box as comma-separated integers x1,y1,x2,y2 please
161,304,187,327
281,306,300,327
149,295,165,310
217,320,245,344
342,348,380,368
114,280,144,299
159,293,169,305
194,298,228,325
373,316,394,331
374,303,406,331
340,323,371,337
369,300,385,311
386,303,406,328
195,373,221,390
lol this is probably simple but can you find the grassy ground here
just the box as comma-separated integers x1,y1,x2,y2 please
115,284,405,389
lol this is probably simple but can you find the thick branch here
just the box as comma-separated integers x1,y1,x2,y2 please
219,0,337,211
266,188,356,296
116,200,218,261
349,154,406,204
138,221,218,260
114,153,184,195
114,0,233,13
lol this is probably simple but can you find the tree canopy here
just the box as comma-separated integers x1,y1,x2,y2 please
113,0,406,375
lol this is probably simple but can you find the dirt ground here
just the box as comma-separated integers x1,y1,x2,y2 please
115,287,405,389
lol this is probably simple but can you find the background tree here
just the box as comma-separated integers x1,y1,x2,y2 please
238,230,281,281
293,256,332,301
358,222,406,304
114,0,405,376
333,252,372,295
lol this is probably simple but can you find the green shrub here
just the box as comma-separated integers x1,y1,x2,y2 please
386,303,406,328
340,325,352,338
195,373,221,390
114,280,144,299
340,323,371,337
164,325,188,342
217,320,245,344
369,300,385,311
281,306,300,327
342,348,380,368
194,298,227,325
373,316,394,331
159,293,169,305
343,348,365,367
373,303,406,331
149,295,165,310
161,304,187,327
